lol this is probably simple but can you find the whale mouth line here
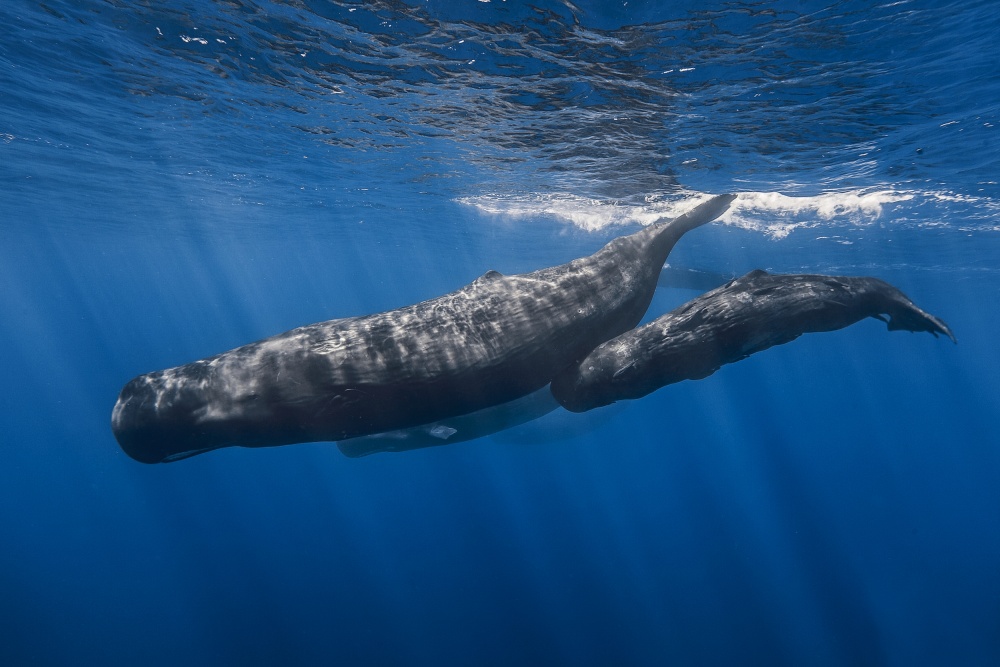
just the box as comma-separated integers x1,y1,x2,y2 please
161,447,219,463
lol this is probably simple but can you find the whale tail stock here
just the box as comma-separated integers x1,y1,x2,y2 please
659,194,737,237
628,194,737,272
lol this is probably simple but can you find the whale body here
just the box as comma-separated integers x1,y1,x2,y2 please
551,270,956,412
111,195,736,463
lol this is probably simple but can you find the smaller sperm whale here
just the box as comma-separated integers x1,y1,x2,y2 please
551,270,955,412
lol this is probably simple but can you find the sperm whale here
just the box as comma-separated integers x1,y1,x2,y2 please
551,270,956,412
111,195,737,463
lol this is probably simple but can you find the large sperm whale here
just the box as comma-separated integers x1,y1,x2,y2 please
111,195,737,463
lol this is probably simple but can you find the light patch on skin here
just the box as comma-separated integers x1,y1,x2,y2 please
428,425,458,440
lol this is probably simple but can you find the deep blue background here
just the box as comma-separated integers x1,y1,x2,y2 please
2,1,999,665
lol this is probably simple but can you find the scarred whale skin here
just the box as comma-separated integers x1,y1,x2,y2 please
551,270,955,412
111,195,736,463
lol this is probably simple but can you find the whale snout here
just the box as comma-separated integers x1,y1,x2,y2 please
109,376,149,449
111,373,223,464
111,376,176,463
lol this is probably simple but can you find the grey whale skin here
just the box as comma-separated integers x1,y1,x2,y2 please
333,265,732,458
551,270,956,412
341,270,955,457
111,195,737,463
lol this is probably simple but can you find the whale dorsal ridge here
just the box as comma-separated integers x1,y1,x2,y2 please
474,270,504,284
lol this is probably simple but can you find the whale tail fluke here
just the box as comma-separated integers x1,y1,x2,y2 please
877,291,956,343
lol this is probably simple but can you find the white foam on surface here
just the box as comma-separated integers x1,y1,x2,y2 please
459,188,994,238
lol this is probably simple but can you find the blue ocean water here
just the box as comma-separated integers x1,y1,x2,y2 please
2,0,999,664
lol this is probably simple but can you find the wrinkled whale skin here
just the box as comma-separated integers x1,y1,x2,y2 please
551,270,955,412
112,195,736,463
